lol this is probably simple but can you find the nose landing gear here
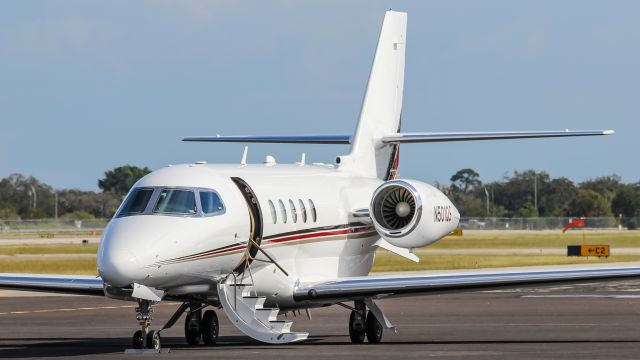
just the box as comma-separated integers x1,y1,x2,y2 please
131,300,161,351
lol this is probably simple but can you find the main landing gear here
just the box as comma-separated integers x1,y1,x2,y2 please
347,300,384,344
130,300,220,351
184,304,220,345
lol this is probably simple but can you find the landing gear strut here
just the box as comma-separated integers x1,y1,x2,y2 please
132,300,161,350
348,301,384,344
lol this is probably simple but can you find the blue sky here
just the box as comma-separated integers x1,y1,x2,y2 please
1,1,639,191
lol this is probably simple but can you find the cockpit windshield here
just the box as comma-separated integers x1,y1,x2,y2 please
200,191,224,215
117,188,154,217
153,189,197,215
115,187,224,218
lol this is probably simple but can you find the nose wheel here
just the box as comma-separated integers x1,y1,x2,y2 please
131,300,162,350
132,330,144,349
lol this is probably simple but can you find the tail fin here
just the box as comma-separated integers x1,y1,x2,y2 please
339,10,407,179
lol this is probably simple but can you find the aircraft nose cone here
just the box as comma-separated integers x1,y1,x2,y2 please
98,249,140,288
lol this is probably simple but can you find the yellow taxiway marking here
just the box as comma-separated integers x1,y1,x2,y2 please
0,304,141,316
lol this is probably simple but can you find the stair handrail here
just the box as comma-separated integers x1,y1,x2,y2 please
247,238,289,277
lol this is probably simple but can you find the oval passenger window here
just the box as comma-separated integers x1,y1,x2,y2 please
298,199,307,223
278,199,287,224
289,199,297,223
308,199,317,222
268,200,277,224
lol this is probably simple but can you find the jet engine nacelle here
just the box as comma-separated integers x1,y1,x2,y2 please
370,179,460,249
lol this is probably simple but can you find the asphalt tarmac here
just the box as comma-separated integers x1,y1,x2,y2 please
1,279,640,359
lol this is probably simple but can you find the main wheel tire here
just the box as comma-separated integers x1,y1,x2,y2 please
146,330,161,350
132,330,144,349
348,310,365,344
365,311,383,344
184,311,202,345
201,310,219,345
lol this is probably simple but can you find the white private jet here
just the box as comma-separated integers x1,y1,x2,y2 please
1,10,636,352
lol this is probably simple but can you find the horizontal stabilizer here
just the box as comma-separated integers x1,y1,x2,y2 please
381,130,614,144
183,130,613,145
183,135,351,144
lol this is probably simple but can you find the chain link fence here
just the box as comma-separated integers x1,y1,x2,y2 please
459,217,637,231
0,217,638,233
0,219,109,233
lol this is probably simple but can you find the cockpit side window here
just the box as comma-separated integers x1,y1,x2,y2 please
116,188,154,217
200,191,225,215
153,189,197,215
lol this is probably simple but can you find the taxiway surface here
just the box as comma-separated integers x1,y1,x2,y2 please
1,279,639,359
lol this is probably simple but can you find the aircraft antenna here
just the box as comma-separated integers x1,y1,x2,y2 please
240,146,248,165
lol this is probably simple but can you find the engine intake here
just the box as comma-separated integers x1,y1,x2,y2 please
371,179,460,249
372,181,421,234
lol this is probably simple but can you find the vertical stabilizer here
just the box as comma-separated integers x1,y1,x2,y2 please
340,10,406,179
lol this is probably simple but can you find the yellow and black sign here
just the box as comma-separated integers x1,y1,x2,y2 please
450,228,463,237
567,245,609,257
581,245,610,257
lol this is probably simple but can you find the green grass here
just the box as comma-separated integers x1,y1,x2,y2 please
0,231,102,238
2,253,637,275
0,231,639,274
0,258,98,275
429,231,640,249
372,231,640,272
0,244,98,255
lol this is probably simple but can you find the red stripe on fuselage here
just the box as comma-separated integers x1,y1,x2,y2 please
154,225,376,265
265,229,350,244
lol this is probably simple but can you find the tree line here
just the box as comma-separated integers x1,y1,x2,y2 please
445,169,640,228
1,166,639,228
0,165,150,220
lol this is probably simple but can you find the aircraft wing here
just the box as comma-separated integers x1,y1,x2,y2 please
0,273,105,296
293,264,640,303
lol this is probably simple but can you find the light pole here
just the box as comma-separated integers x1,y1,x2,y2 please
484,187,490,217
29,185,37,209
533,174,538,215
491,187,495,217
54,191,58,221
